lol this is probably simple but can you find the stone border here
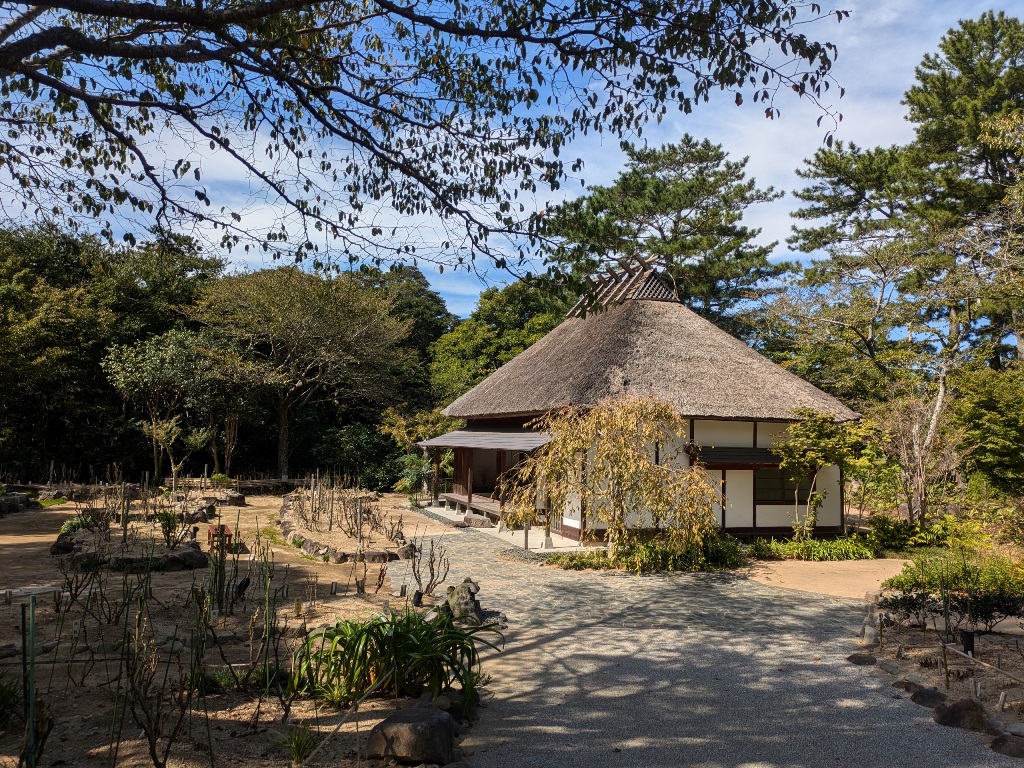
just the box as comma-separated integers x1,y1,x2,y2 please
276,494,412,565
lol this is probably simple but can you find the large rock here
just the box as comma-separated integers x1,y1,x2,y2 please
50,531,84,556
164,548,210,571
446,578,482,625
396,543,417,560
934,698,1000,734
992,735,1024,759
462,512,493,528
910,688,947,708
361,550,396,563
365,708,456,765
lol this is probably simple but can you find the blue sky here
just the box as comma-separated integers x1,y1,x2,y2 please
221,1,1014,317
423,0,1014,316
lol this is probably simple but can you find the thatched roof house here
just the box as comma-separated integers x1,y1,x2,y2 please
422,265,857,539
443,270,856,423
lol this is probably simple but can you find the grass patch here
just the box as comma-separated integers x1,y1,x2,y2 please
746,535,875,562
259,526,287,546
40,497,67,508
292,608,501,710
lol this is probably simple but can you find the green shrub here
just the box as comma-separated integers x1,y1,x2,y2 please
546,533,745,573
210,473,230,483
291,609,501,710
546,550,613,570
868,513,987,554
880,551,1024,633
746,535,875,562
282,724,316,763
58,517,85,535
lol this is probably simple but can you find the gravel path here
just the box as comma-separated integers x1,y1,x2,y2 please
412,522,1017,767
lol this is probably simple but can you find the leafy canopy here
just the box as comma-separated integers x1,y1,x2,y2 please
0,0,844,264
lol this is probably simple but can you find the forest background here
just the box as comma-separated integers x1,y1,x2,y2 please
1,9,1024,527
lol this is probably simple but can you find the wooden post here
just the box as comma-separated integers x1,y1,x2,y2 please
466,456,474,508
432,447,440,505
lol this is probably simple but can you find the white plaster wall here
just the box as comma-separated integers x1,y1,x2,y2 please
694,420,755,448
661,434,691,469
756,422,791,448
723,470,754,528
705,469,724,526
756,504,793,528
816,464,842,527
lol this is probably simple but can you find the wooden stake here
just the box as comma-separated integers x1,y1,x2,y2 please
330,582,338,596
999,691,1007,711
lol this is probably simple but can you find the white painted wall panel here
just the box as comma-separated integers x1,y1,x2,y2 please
694,420,755,448
705,469,723,526
756,504,793,528
756,422,791,448
724,470,754,528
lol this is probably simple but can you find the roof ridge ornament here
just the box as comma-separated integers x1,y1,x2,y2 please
567,257,677,318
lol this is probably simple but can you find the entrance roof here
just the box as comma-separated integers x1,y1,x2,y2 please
418,428,551,451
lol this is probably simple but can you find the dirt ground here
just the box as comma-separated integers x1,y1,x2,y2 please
0,493,455,768
742,557,911,600
0,493,934,767
870,620,1024,727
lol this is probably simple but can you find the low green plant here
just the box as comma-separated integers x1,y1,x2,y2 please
880,551,1024,633
0,672,20,729
40,497,67,508
746,535,875,562
546,550,613,570
292,609,502,711
282,724,317,763
210,473,230,483
867,513,987,554
59,517,86,535
546,533,745,573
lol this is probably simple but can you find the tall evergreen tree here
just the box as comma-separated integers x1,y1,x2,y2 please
544,137,785,339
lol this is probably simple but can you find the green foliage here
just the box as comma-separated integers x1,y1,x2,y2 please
291,609,501,710
544,137,786,339
953,366,1024,495
881,551,1024,632
770,410,864,540
282,725,317,764
194,268,410,479
546,550,614,570
746,536,875,562
546,533,745,573
58,517,85,535
393,454,433,503
867,514,987,553
314,423,401,492
429,280,570,404
39,497,66,508
210,473,229,483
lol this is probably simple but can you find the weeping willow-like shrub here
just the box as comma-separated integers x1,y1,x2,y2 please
501,396,720,560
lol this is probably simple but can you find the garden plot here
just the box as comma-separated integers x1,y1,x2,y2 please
0,494,484,767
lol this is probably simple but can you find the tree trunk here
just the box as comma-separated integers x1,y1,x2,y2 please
224,412,239,478
276,397,290,480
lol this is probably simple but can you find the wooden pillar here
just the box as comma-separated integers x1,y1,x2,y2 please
431,447,440,505
466,452,474,507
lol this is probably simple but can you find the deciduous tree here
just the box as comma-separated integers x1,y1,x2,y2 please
0,0,843,264
193,267,409,479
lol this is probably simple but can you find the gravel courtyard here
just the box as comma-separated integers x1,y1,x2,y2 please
417,521,1018,768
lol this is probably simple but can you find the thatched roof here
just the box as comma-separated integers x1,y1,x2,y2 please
443,277,858,423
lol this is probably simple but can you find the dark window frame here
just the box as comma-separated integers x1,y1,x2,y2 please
755,466,815,505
